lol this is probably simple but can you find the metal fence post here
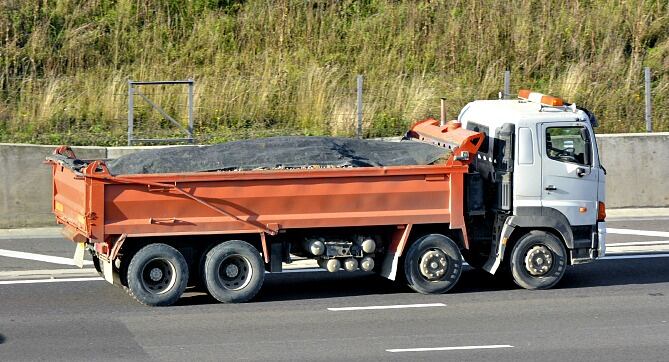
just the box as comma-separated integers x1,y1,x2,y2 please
188,79,194,139
128,80,134,146
645,67,652,132
356,74,363,139
504,70,511,99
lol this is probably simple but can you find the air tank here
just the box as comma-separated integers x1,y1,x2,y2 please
343,258,359,272
358,237,376,254
359,256,375,272
318,258,341,272
303,238,325,256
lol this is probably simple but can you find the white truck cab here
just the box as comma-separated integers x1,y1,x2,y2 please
457,90,606,289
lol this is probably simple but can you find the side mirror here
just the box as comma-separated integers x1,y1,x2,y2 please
580,128,592,166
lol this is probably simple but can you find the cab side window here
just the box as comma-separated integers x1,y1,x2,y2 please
546,126,591,165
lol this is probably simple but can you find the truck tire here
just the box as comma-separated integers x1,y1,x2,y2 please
404,234,463,294
203,240,264,303
89,249,103,276
126,243,189,306
509,231,567,290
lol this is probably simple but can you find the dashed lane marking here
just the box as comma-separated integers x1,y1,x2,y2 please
328,303,446,311
386,344,514,353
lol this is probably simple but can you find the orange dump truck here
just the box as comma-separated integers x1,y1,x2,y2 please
47,92,607,306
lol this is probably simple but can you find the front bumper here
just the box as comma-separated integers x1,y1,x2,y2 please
570,222,606,264
597,221,606,258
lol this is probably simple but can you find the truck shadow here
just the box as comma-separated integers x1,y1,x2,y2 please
557,256,669,289
0,334,5,344
176,256,669,305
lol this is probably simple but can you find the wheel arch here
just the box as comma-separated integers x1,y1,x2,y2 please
405,223,466,251
510,207,575,249
483,209,573,275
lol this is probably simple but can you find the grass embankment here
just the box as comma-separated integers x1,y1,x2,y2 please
1,0,668,145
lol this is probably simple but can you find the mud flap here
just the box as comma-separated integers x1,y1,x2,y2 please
482,218,515,275
379,252,400,281
101,257,114,284
73,242,86,268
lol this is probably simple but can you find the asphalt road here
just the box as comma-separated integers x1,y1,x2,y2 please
1,217,669,361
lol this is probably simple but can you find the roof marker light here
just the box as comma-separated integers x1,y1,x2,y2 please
518,89,564,107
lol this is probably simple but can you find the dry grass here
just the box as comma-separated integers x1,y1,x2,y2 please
0,0,668,145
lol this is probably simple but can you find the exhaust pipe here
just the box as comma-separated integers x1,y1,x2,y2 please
440,98,446,126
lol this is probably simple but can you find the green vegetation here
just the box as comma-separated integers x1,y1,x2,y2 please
1,0,668,145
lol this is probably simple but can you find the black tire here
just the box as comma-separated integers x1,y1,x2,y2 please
126,243,189,306
89,249,103,276
509,231,567,290
203,240,264,303
404,234,463,294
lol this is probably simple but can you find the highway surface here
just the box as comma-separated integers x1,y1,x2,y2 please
1,216,669,361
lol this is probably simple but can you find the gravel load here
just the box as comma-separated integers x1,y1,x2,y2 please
106,136,450,175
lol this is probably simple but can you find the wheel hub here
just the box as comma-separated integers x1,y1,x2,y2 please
218,255,252,291
149,267,163,281
524,245,553,276
225,264,240,278
141,258,176,294
419,249,449,280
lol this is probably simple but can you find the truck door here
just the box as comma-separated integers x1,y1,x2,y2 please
540,122,598,226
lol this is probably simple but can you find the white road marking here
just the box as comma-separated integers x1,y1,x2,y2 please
0,248,93,266
602,253,669,260
271,268,325,274
0,277,103,285
328,303,446,311
608,240,669,247
607,228,669,238
387,344,514,353
0,268,97,278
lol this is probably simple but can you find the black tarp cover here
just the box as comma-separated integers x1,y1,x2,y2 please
106,136,450,175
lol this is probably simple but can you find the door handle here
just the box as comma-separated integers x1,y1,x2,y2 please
545,185,557,191
576,167,587,177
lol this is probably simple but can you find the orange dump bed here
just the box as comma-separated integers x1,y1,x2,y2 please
48,120,483,251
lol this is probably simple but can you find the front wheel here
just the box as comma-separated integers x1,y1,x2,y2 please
509,231,567,290
203,240,264,303
404,234,463,294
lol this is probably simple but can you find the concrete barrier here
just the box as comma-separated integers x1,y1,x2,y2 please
0,144,106,228
597,132,669,208
0,133,667,228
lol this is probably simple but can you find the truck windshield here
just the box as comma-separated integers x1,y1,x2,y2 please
546,126,591,166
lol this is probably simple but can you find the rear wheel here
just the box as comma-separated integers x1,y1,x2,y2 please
89,249,103,276
509,231,567,290
126,243,189,306
404,234,463,294
203,240,264,303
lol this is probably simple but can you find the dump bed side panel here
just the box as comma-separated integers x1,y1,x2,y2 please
51,164,90,237
101,166,466,237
